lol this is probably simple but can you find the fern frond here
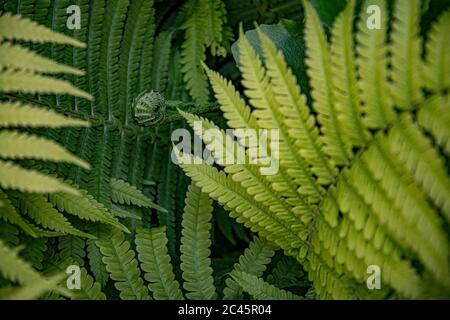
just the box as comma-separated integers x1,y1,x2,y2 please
0,42,83,75
203,64,258,130
137,5,156,93
267,256,307,289
17,193,94,238
330,0,370,148
58,235,86,267
230,271,302,300
389,0,423,109
86,0,106,115
0,238,48,285
257,28,337,185
0,160,79,195
180,183,216,300
7,273,68,300
110,178,167,212
110,204,142,220
388,114,450,224
205,0,227,57
19,236,47,270
181,0,209,103
417,94,450,156
157,152,178,257
98,0,130,119
0,131,90,169
223,237,276,299
0,190,36,237
176,151,306,258
97,228,149,300
150,30,173,93
135,227,184,300
119,0,155,123
302,0,351,164
49,185,129,232
0,102,89,128
86,234,109,287
0,12,85,47
72,268,107,300
0,69,92,100
239,26,322,201
180,110,311,239
356,0,395,129
424,10,450,92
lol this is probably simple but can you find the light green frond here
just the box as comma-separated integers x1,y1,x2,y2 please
0,131,90,169
0,42,83,75
180,183,216,300
356,0,395,129
424,10,450,92
0,239,45,284
0,102,89,128
239,27,322,201
0,69,93,100
388,114,450,224
18,193,94,239
97,228,149,300
231,271,302,300
0,12,85,47
347,136,449,285
257,27,337,185
135,227,184,300
49,187,129,232
302,0,351,165
176,151,307,258
7,273,68,300
0,190,36,237
223,237,276,299
330,0,370,148
417,94,450,156
203,64,258,130
110,178,167,212
72,268,106,300
389,0,423,109
0,160,80,195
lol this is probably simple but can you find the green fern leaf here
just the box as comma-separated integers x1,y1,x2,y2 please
0,102,89,128
303,0,351,164
17,193,94,238
49,185,129,232
0,160,80,195
110,177,167,212
72,268,107,300
97,228,149,300
0,69,92,100
180,183,216,300
389,0,423,109
181,0,209,103
0,12,85,47
135,227,184,300
231,271,302,300
0,131,90,169
424,10,450,92
0,42,83,75
0,190,37,237
223,237,276,299
356,0,395,128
